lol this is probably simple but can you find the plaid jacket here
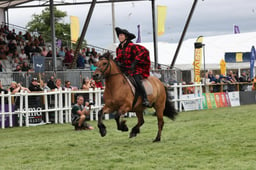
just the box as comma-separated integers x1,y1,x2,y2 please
116,41,150,78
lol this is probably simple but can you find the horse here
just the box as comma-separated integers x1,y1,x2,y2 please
92,52,178,142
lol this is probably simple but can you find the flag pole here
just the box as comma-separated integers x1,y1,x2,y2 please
170,0,199,68
151,0,158,69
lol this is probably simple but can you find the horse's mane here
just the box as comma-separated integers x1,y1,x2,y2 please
99,51,113,61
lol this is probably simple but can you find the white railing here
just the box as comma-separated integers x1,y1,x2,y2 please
0,88,105,129
170,83,203,112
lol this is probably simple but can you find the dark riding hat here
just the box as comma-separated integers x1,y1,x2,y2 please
115,27,136,40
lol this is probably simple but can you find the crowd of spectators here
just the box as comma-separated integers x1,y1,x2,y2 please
0,24,101,73
201,70,253,93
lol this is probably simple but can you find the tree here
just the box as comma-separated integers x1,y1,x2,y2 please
26,7,71,46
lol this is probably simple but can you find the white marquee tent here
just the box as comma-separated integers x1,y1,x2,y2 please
109,31,256,72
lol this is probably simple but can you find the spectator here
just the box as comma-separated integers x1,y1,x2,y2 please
81,78,91,90
0,61,4,72
64,80,77,90
57,46,65,59
29,78,43,92
77,53,85,69
21,62,32,72
9,81,30,94
71,95,93,131
41,47,48,57
19,49,27,61
46,50,52,57
53,78,63,90
13,65,22,72
239,71,250,91
0,80,8,94
47,76,56,90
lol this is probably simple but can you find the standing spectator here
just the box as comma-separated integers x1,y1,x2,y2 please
239,71,250,91
21,62,32,72
0,80,8,94
29,78,43,92
47,76,56,90
71,95,93,130
53,78,63,90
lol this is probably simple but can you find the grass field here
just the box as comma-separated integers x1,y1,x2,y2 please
1,105,256,170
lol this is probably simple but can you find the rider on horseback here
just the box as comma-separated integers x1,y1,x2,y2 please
115,27,151,107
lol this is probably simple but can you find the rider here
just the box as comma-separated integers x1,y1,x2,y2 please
115,27,151,107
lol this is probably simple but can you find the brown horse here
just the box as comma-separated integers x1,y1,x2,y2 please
92,52,178,142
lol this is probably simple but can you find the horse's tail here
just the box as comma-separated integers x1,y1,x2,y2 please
163,86,178,120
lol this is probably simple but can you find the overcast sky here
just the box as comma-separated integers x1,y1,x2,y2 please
8,0,256,48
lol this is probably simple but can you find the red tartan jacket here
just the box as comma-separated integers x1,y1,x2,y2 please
115,41,150,78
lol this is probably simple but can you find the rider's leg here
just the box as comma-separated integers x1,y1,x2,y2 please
133,74,150,107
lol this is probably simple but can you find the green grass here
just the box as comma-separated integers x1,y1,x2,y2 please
1,105,256,170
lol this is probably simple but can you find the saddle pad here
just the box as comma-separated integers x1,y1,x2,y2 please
125,76,153,95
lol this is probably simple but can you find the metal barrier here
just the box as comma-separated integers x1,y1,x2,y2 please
0,88,105,129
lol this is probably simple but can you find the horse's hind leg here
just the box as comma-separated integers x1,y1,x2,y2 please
153,107,164,142
130,111,144,138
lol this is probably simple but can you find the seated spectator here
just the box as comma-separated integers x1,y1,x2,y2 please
41,47,48,57
63,47,73,64
38,35,45,46
21,62,32,72
19,49,27,61
46,50,52,57
71,95,93,131
57,46,65,59
90,61,97,71
77,53,85,69
13,65,22,72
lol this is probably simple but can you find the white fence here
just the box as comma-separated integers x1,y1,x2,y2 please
0,88,105,129
170,83,204,112
1,83,204,129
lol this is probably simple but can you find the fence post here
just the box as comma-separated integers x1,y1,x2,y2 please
1,91,5,129
89,88,94,121
8,91,13,127
59,89,63,124
179,83,183,111
19,91,23,127
54,89,58,124
24,91,29,127
172,83,178,111
44,89,49,123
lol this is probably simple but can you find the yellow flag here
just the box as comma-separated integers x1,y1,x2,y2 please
220,59,226,76
157,5,167,36
70,16,80,43
236,52,243,62
194,36,203,83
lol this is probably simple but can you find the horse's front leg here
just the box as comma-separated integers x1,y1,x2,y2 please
115,112,128,132
98,109,106,137
130,111,144,138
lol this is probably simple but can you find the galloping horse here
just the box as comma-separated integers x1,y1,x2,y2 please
92,52,178,142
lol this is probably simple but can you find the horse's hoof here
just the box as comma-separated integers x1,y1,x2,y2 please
120,121,129,132
129,133,137,138
153,137,161,142
98,124,107,137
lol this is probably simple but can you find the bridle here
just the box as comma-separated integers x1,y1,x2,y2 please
96,58,122,79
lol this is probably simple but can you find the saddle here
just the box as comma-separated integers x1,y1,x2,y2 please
124,74,153,108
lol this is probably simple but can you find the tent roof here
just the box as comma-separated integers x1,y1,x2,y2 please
0,0,32,8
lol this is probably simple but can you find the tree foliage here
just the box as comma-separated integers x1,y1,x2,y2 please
26,7,70,45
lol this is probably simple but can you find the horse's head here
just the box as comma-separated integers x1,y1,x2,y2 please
92,52,116,81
